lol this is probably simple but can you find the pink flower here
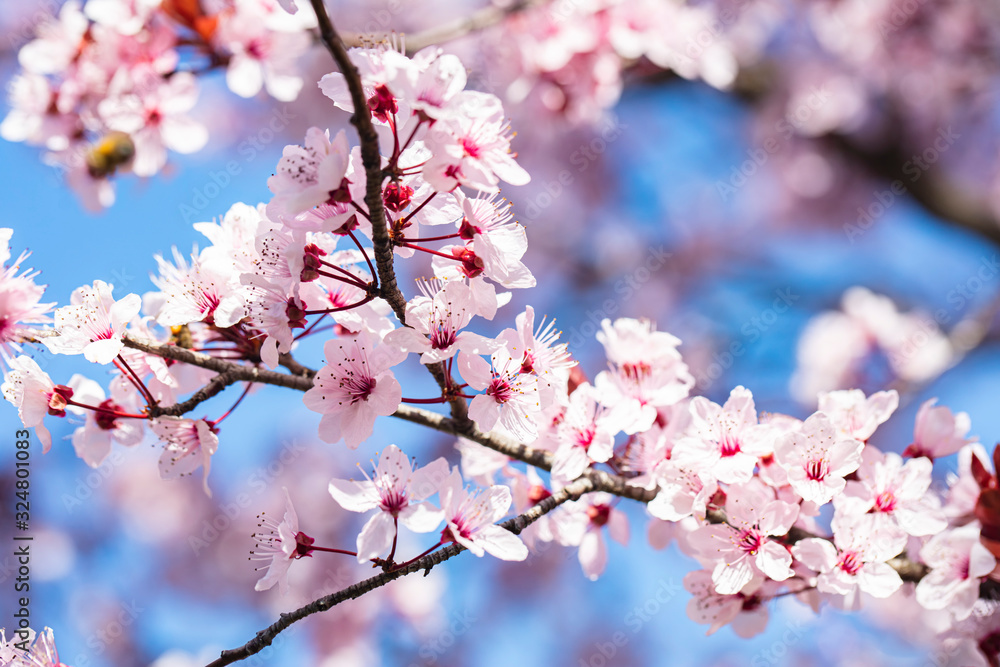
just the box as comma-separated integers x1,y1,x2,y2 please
423,91,530,192
383,279,498,365
672,386,767,485
303,331,404,448
832,447,947,561
498,305,574,403
267,128,351,220
915,524,996,620
17,1,88,74
150,417,219,497
458,193,534,289
684,570,775,637
43,280,141,364
328,445,449,563
0,229,54,356
2,355,71,453
439,468,527,561
251,487,310,595
792,532,903,600
149,248,246,328
817,389,898,441
551,383,624,481
689,482,799,594
904,398,976,460
460,346,542,442
593,318,694,432
98,71,208,177
216,2,308,101
647,459,717,522
774,411,864,505
558,494,629,580
66,374,143,468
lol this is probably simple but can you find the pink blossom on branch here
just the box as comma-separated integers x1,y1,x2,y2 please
439,468,527,561
303,331,405,448
904,398,977,460
328,445,449,563
43,279,141,364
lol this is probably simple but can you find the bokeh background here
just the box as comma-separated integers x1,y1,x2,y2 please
2,0,1000,665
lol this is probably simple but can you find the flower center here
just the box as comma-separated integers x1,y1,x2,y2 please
587,504,611,527
342,374,377,403
736,529,763,555
872,490,897,513
805,458,828,481
719,433,741,457
487,377,514,404
837,550,863,576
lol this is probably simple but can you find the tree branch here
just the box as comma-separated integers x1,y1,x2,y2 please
399,0,546,54
146,370,241,418
309,0,407,322
204,475,595,667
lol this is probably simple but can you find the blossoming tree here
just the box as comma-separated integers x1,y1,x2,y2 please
3,0,1000,665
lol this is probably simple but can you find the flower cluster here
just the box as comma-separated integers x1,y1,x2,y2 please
2,0,314,209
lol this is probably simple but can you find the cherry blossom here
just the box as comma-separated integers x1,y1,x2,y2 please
683,570,774,638
550,383,624,481
817,388,898,441
550,492,629,580
773,411,864,505
832,447,948,561
329,445,449,563
66,374,143,468
43,280,141,364
792,532,903,601
383,279,498,365
251,488,308,595
150,417,219,497
439,468,527,561
2,355,70,452
459,346,542,442
904,398,977,460
689,482,799,594
0,229,53,357
593,318,694,432
672,386,768,485
915,524,997,620
303,331,405,448
267,128,351,221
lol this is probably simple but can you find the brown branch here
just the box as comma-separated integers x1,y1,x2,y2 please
309,0,407,322
204,475,595,667
146,370,240,418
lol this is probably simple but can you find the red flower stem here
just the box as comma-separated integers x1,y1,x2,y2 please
303,295,375,315
401,233,460,243
349,200,371,221
318,258,372,287
316,269,370,291
349,230,378,282
210,382,253,427
401,396,449,404
387,516,399,565
294,313,329,341
114,355,156,406
396,242,458,260
398,192,437,226
64,399,148,420
309,546,359,557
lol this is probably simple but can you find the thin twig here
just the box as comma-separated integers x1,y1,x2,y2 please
203,476,595,667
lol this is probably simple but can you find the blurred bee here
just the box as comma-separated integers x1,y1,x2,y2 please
85,131,135,179
170,324,194,349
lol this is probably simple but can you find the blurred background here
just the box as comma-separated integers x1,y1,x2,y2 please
2,0,1000,665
